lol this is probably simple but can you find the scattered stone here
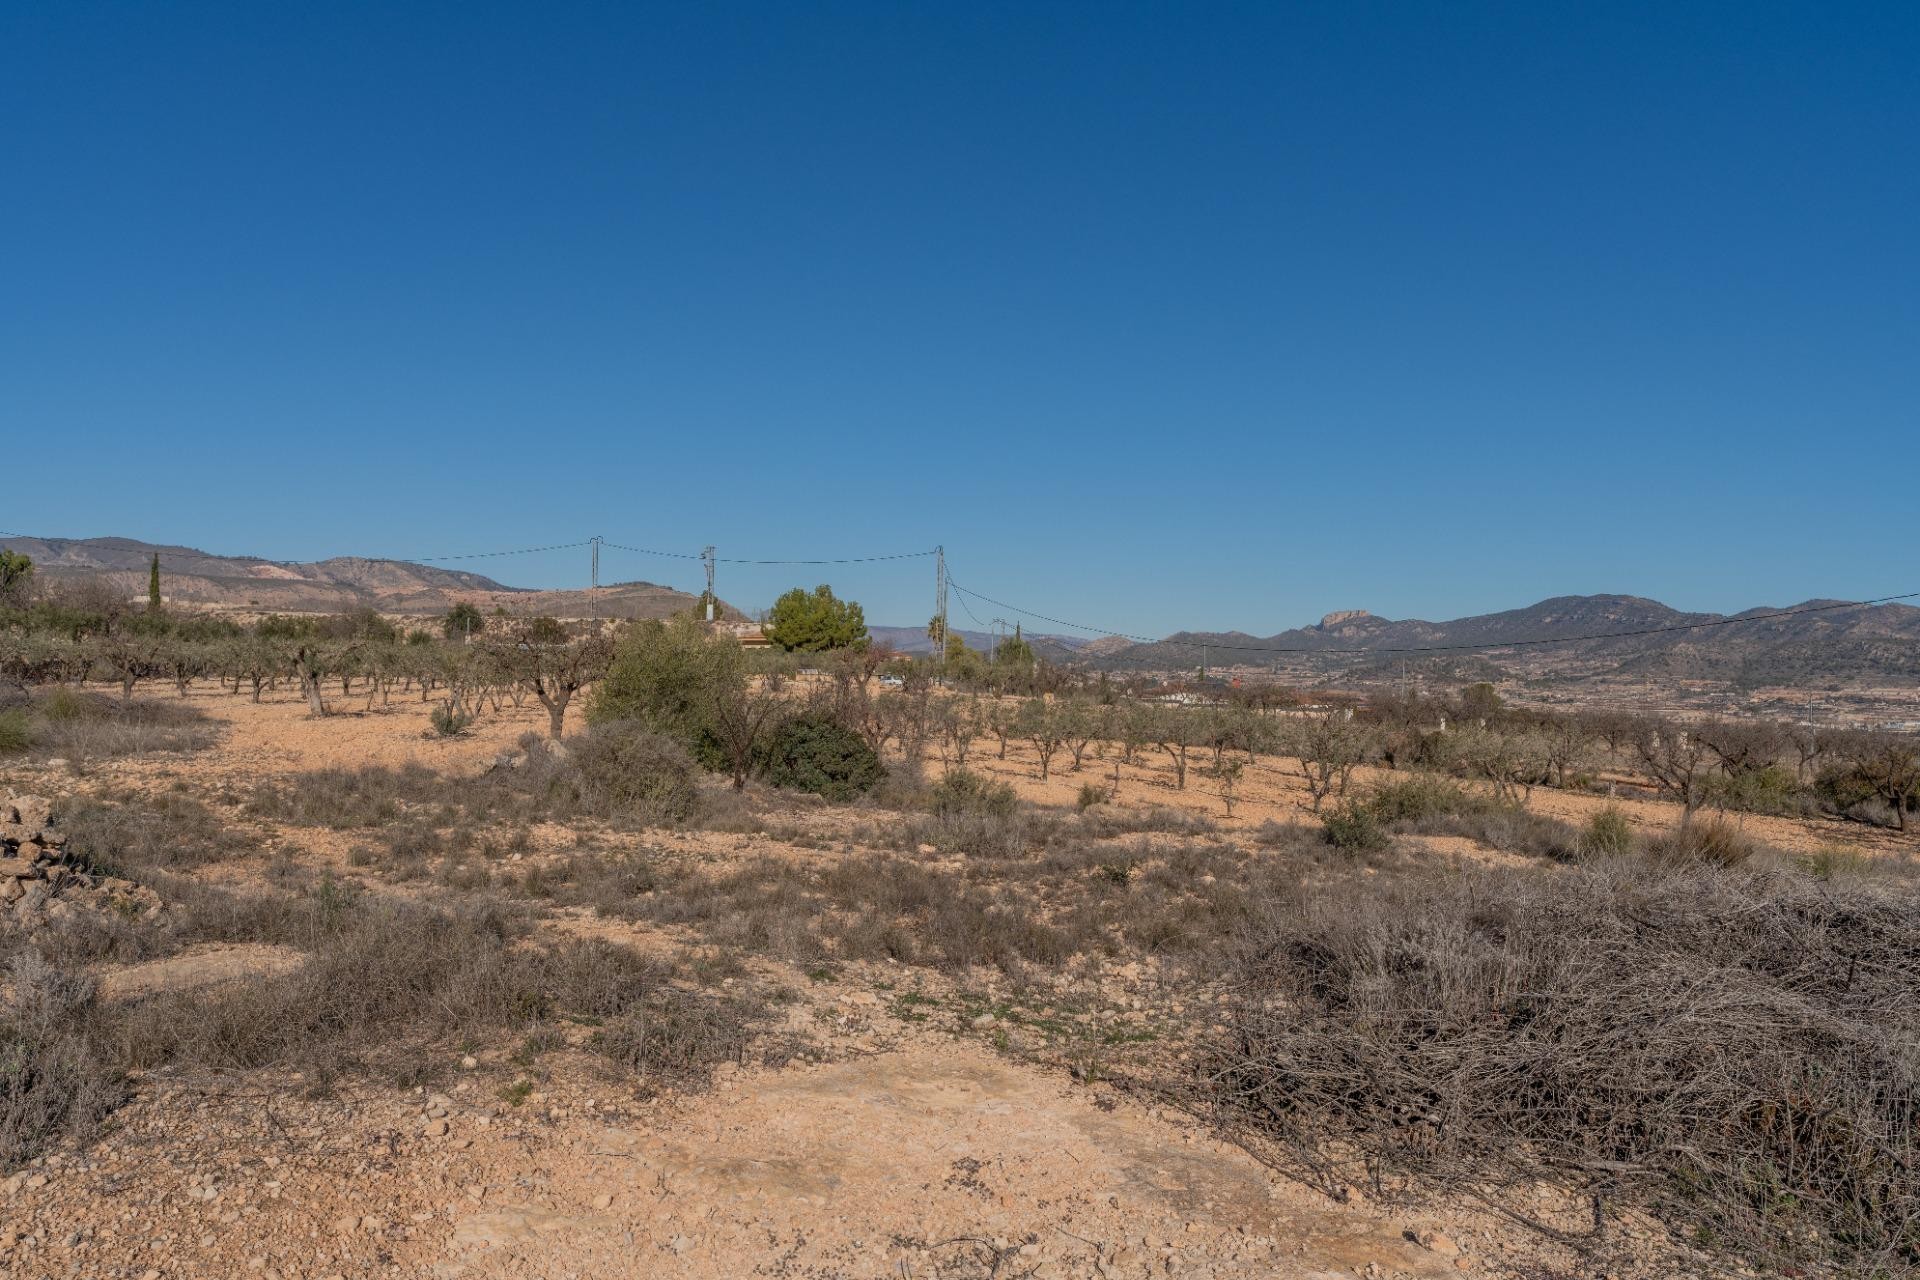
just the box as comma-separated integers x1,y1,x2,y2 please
0,793,160,929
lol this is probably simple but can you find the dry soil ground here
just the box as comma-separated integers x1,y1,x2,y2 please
3,684,1867,1280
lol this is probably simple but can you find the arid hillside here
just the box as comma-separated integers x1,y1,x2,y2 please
0,535,729,621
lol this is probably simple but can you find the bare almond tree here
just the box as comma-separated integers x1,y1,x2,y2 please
489,620,615,738
1837,731,1920,833
1633,718,1714,820
1291,710,1374,814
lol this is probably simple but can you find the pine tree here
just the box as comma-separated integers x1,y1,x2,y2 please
147,553,161,611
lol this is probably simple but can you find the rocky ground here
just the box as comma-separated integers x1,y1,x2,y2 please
0,686,1764,1279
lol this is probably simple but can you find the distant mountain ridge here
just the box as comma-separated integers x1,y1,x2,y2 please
8,536,1913,688
0,534,722,620
1090,594,1920,686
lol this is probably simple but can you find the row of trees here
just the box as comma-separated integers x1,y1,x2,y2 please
3,557,1914,830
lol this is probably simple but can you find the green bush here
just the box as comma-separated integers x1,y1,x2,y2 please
1322,800,1388,853
1365,774,1484,823
1579,806,1636,858
929,769,1019,818
428,703,472,737
1075,782,1110,812
1704,765,1805,816
0,708,32,754
758,715,884,801
38,686,95,723
588,613,744,754
567,721,702,826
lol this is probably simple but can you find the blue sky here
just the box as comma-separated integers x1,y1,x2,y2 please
4,2,1915,635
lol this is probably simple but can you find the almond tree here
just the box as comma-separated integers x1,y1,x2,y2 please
1839,732,1920,833
1291,710,1374,813
1017,698,1066,780
932,697,978,770
707,676,785,790
1153,705,1200,790
489,619,615,738
1633,718,1714,820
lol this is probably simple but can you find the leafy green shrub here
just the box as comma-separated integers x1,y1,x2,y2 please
1579,806,1636,858
930,769,1018,818
1075,783,1110,811
1704,765,1805,816
567,721,702,826
38,686,95,723
428,703,472,737
588,613,743,751
1365,774,1484,823
0,709,32,754
759,715,884,801
1322,800,1388,853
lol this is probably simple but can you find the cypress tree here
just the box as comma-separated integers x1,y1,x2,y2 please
148,553,161,610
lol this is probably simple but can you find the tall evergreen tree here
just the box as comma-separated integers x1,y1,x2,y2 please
147,553,162,610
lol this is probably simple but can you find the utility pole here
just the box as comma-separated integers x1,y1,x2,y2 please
934,546,948,669
701,546,716,622
589,536,601,621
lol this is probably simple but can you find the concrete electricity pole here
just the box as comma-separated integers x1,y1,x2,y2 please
701,546,716,622
934,546,948,667
589,536,602,621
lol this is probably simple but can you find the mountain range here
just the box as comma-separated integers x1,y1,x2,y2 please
1090,595,1920,687
5,536,1913,689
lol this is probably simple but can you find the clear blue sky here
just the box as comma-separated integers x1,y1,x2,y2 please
4,2,1915,635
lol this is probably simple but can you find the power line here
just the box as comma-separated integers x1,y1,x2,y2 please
946,578,1920,658
598,542,935,566
599,541,703,561
711,549,936,566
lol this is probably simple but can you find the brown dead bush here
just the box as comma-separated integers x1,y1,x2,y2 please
1205,859,1920,1274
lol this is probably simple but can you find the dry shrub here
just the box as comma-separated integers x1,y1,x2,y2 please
1579,806,1636,858
0,954,123,1166
112,894,762,1092
613,838,1294,977
905,769,1032,859
64,792,233,873
253,726,700,838
593,987,764,1092
23,688,218,759
557,721,701,826
1080,805,1216,839
1643,816,1756,867
1206,860,1920,1273
248,763,441,828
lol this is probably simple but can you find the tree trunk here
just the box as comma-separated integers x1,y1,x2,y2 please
542,691,571,739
